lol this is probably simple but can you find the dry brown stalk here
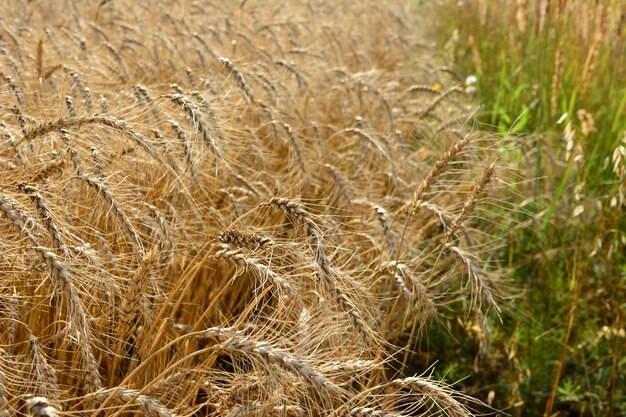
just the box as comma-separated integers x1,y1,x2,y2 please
580,30,602,94
0,351,8,417
515,0,528,33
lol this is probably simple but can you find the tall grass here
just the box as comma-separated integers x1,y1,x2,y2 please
0,1,512,416
427,1,625,415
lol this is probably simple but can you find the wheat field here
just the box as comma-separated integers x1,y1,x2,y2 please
0,1,508,416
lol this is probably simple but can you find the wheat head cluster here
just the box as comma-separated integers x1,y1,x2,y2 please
0,1,507,416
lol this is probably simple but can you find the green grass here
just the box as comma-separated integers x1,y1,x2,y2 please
422,1,626,415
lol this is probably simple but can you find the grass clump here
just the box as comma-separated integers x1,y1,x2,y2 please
426,1,625,415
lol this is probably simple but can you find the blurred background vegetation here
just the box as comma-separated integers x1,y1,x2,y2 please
419,1,625,416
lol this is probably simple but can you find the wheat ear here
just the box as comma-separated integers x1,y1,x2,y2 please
17,184,67,254
260,198,374,344
168,119,198,180
203,326,340,394
338,407,407,417
219,229,275,250
166,94,222,158
27,333,60,399
32,247,102,392
218,57,256,104
25,397,60,417
0,350,8,417
387,376,472,417
77,174,144,259
445,244,499,313
86,388,176,417
18,115,162,163
398,133,473,215
213,245,294,295
447,163,495,237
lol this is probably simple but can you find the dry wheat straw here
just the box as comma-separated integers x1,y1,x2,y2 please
281,122,307,173
118,248,159,341
70,72,93,111
190,91,225,142
276,60,308,92
65,95,77,116
324,164,352,204
372,204,395,256
0,194,42,243
5,75,26,107
90,146,105,177
99,95,108,113
419,86,463,118
146,204,176,252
